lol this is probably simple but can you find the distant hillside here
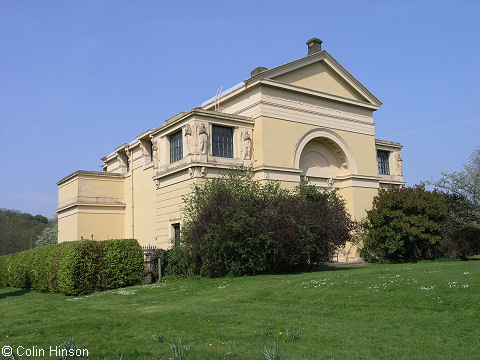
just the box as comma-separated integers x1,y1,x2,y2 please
0,208,48,256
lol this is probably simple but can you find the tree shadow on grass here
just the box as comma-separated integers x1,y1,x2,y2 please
270,262,370,276
311,261,370,272
0,288,31,299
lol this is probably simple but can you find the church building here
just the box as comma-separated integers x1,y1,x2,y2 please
57,38,404,261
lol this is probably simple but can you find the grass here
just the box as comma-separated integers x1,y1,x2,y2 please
1,260,479,359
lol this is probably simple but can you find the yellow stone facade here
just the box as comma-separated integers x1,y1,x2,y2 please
57,38,404,261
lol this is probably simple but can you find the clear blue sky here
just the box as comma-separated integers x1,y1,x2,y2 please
0,0,479,218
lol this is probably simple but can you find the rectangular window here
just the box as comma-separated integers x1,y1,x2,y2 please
149,141,153,162
212,125,233,158
172,223,180,247
377,150,390,175
170,131,183,163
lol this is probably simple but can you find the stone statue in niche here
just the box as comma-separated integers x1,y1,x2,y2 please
197,123,208,154
184,124,194,154
327,178,335,187
125,148,132,163
152,140,158,170
242,130,252,160
396,153,403,175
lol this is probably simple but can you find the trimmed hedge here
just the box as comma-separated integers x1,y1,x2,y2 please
0,239,144,295
99,239,145,290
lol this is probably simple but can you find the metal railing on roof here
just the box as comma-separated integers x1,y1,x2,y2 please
200,81,244,108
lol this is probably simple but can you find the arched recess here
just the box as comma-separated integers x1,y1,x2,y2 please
293,128,358,177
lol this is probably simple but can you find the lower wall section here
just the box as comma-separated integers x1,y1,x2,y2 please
58,205,125,242
155,178,198,249
77,211,125,241
338,186,378,220
58,211,78,243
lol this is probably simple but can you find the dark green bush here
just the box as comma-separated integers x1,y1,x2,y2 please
172,169,356,277
0,239,144,295
166,245,196,276
361,186,479,263
99,239,144,290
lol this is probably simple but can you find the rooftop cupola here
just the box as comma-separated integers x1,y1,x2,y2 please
306,37,323,55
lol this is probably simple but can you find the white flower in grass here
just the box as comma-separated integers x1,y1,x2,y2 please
419,285,436,291
151,282,168,288
114,289,136,295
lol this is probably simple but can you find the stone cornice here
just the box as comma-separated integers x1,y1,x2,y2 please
260,79,380,110
153,159,251,181
137,129,152,140
102,132,153,162
204,78,380,116
57,202,126,214
114,143,129,154
57,170,124,186
259,79,378,110
375,139,403,149
150,108,253,137
252,165,303,174
379,179,406,185
101,153,115,162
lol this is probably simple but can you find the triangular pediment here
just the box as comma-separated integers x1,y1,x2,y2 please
247,51,381,107
272,61,368,102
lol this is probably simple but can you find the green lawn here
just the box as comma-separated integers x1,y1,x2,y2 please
1,260,479,360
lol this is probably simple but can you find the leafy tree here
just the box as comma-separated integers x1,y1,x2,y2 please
429,148,480,207
361,186,449,262
34,218,58,247
429,149,480,231
429,148,480,256
361,184,479,263
439,193,480,257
